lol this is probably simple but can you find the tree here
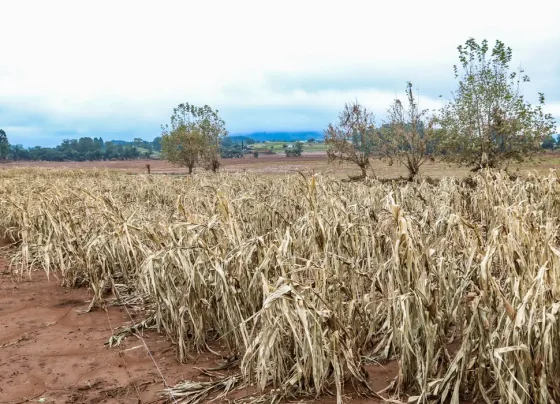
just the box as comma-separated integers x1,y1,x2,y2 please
161,126,205,174
9,144,28,161
325,102,379,178
152,137,162,152
438,38,556,171
93,137,104,150
380,82,437,180
201,145,221,172
285,141,303,157
542,135,556,150
77,137,95,153
161,103,228,174
221,141,244,158
104,142,116,160
0,129,9,161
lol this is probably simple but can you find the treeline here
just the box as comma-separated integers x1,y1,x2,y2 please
3,136,162,162
220,136,255,158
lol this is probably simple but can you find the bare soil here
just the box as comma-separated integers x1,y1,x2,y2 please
0,255,396,404
2,151,559,178
0,154,333,176
0,264,220,404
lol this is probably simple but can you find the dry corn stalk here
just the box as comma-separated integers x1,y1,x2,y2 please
1,167,560,403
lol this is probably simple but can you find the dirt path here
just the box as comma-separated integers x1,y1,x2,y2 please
0,257,396,404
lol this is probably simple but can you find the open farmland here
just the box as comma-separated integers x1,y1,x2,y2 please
1,168,560,403
250,142,328,153
1,151,560,177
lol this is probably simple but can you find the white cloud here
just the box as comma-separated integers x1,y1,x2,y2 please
546,103,560,119
1,0,559,144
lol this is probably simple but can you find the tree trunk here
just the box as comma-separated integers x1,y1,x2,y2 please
212,160,220,173
408,165,419,181
188,165,193,174
360,165,367,178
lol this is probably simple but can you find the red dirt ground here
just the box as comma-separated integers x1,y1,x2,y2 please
0,254,397,404
0,265,221,404
2,152,559,178
0,155,332,176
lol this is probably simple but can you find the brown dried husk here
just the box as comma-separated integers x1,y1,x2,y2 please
1,167,559,403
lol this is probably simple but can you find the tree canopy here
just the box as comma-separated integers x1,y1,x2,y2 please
380,82,438,180
161,103,228,173
437,38,556,170
2,137,159,162
285,141,303,157
324,102,379,178
0,129,9,160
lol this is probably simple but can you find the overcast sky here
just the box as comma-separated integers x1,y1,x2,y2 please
1,0,559,147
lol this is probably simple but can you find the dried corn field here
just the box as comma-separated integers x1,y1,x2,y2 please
1,167,560,404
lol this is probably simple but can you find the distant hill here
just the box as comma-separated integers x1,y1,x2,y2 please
237,131,323,143
110,132,324,144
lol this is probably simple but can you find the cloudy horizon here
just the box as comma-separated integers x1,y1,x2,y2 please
1,0,559,147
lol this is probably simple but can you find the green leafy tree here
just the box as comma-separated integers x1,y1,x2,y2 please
77,137,95,153
152,137,162,152
161,103,228,173
161,125,206,174
438,38,556,171
380,82,437,180
220,141,244,158
0,129,9,160
325,102,379,177
93,137,104,150
104,142,116,160
9,144,28,161
285,141,303,157
542,135,556,150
